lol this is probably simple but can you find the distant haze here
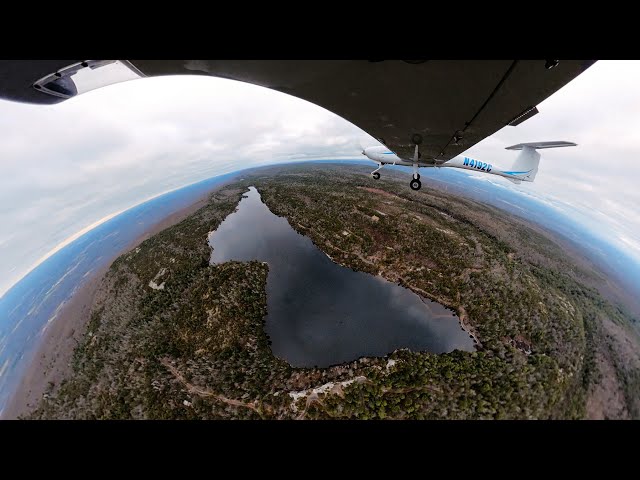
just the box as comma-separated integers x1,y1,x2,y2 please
1,60,639,297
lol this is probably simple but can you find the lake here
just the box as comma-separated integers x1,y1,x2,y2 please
208,186,475,367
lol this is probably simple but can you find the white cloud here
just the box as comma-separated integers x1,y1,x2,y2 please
462,60,640,261
0,74,368,296
1,61,639,297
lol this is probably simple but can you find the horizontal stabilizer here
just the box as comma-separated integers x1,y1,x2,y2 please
505,141,577,150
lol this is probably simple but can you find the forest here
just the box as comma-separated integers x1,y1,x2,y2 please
28,164,640,419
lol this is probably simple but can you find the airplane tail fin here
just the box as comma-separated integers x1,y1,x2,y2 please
505,141,576,182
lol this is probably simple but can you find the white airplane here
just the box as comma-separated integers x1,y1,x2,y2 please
363,141,576,190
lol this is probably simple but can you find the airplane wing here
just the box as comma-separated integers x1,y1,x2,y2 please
0,59,595,161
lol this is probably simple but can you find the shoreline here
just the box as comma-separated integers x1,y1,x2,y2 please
1,182,228,420
3,165,637,420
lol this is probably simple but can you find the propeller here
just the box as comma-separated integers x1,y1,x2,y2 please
358,140,367,156
358,136,388,158
358,137,382,157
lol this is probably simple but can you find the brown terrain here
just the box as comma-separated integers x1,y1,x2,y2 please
1,186,224,419
6,164,640,419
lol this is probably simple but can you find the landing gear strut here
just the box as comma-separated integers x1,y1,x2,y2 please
371,162,383,180
410,160,421,190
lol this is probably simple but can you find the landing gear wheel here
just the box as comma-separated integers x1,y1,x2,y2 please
372,172,380,180
410,179,422,191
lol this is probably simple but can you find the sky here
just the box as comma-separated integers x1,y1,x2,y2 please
0,60,639,297
462,60,640,264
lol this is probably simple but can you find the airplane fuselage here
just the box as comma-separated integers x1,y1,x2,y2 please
364,146,536,183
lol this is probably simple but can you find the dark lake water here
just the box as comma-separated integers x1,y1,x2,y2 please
208,186,475,367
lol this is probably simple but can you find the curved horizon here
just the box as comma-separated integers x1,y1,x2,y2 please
2,62,640,301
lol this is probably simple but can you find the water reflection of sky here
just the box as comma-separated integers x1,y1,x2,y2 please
209,186,474,368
